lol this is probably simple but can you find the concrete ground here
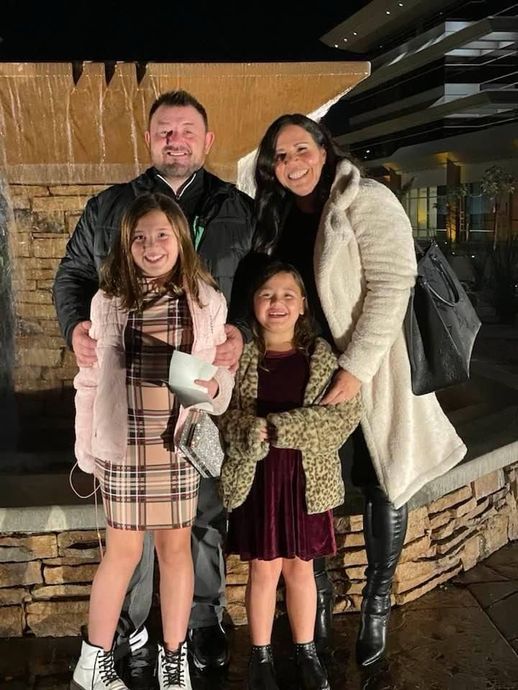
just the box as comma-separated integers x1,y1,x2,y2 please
1,542,517,690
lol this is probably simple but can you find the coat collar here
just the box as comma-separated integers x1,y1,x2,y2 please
238,338,339,412
328,159,362,212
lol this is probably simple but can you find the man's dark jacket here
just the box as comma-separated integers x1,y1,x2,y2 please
53,167,255,347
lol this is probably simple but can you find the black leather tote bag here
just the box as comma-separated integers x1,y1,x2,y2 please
404,240,481,395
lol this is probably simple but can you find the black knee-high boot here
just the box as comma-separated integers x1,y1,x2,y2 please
356,486,408,667
313,558,333,653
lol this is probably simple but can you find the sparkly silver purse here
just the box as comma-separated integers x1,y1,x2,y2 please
178,409,224,478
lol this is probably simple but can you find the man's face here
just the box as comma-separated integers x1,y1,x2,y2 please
145,104,215,189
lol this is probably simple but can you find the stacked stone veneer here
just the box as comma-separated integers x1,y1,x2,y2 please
7,182,109,448
1,465,516,637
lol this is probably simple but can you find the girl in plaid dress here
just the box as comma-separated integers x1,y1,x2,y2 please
71,193,233,690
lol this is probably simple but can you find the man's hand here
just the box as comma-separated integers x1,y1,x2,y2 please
321,368,361,405
214,324,244,372
71,321,97,367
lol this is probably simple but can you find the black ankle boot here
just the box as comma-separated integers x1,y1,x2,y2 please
295,641,330,690
248,644,279,690
356,486,408,667
313,559,334,653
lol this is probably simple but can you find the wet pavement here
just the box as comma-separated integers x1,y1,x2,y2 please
1,542,517,690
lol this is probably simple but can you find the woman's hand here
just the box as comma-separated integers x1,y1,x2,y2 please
195,378,219,400
321,368,361,405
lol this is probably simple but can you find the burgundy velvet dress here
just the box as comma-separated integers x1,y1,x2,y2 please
226,349,336,561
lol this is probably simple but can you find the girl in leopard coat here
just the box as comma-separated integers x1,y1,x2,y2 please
218,260,362,690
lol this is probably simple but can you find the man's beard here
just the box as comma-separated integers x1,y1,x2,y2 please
155,161,199,181
154,150,201,183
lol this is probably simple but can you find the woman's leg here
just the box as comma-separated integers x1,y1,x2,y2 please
282,557,317,643
88,526,145,650
247,558,283,645
154,526,193,651
357,485,408,666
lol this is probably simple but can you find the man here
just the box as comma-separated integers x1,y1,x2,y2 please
53,90,254,688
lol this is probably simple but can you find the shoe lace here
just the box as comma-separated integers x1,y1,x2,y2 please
162,646,186,687
98,650,120,684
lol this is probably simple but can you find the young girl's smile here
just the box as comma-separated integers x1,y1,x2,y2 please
131,209,179,278
254,271,305,344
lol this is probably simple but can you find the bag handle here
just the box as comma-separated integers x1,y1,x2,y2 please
420,254,460,307
415,240,460,308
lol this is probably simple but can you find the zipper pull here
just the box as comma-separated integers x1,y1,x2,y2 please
193,215,205,251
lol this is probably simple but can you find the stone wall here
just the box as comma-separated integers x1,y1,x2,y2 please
1,464,516,637
7,181,109,451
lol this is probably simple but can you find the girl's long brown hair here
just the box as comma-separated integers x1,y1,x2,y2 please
250,260,315,362
100,192,217,310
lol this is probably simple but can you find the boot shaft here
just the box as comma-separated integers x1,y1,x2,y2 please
362,487,408,597
248,644,279,690
71,640,129,690
157,642,192,690
295,642,330,690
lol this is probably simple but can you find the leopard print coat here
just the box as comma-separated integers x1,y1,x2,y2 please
218,338,362,514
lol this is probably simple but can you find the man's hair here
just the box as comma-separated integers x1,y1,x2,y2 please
148,90,209,129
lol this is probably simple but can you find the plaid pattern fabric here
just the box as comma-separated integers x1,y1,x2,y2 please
96,290,200,530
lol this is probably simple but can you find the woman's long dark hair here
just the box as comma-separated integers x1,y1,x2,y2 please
253,114,345,254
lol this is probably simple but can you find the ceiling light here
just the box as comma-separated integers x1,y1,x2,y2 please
334,43,338,48
353,32,358,36
386,10,391,15
343,37,348,42
398,2,404,5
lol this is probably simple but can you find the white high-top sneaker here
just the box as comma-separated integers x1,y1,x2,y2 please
157,642,192,690
70,640,129,690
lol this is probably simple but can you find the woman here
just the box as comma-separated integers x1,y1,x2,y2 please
250,114,466,670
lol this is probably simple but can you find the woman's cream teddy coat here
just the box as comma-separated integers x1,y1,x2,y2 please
315,160,466,508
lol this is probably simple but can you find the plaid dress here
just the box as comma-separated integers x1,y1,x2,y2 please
95,289,199,530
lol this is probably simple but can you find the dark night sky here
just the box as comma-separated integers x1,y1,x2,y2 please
0,0,367,62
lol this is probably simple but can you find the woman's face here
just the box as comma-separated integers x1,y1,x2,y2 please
273,124,327,199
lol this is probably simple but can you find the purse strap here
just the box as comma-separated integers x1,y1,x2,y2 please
418,248,460,308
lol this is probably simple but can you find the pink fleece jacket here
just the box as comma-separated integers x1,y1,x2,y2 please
73,281,234,474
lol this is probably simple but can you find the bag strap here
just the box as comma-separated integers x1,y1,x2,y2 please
414,239,425,258
420,252,461,308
